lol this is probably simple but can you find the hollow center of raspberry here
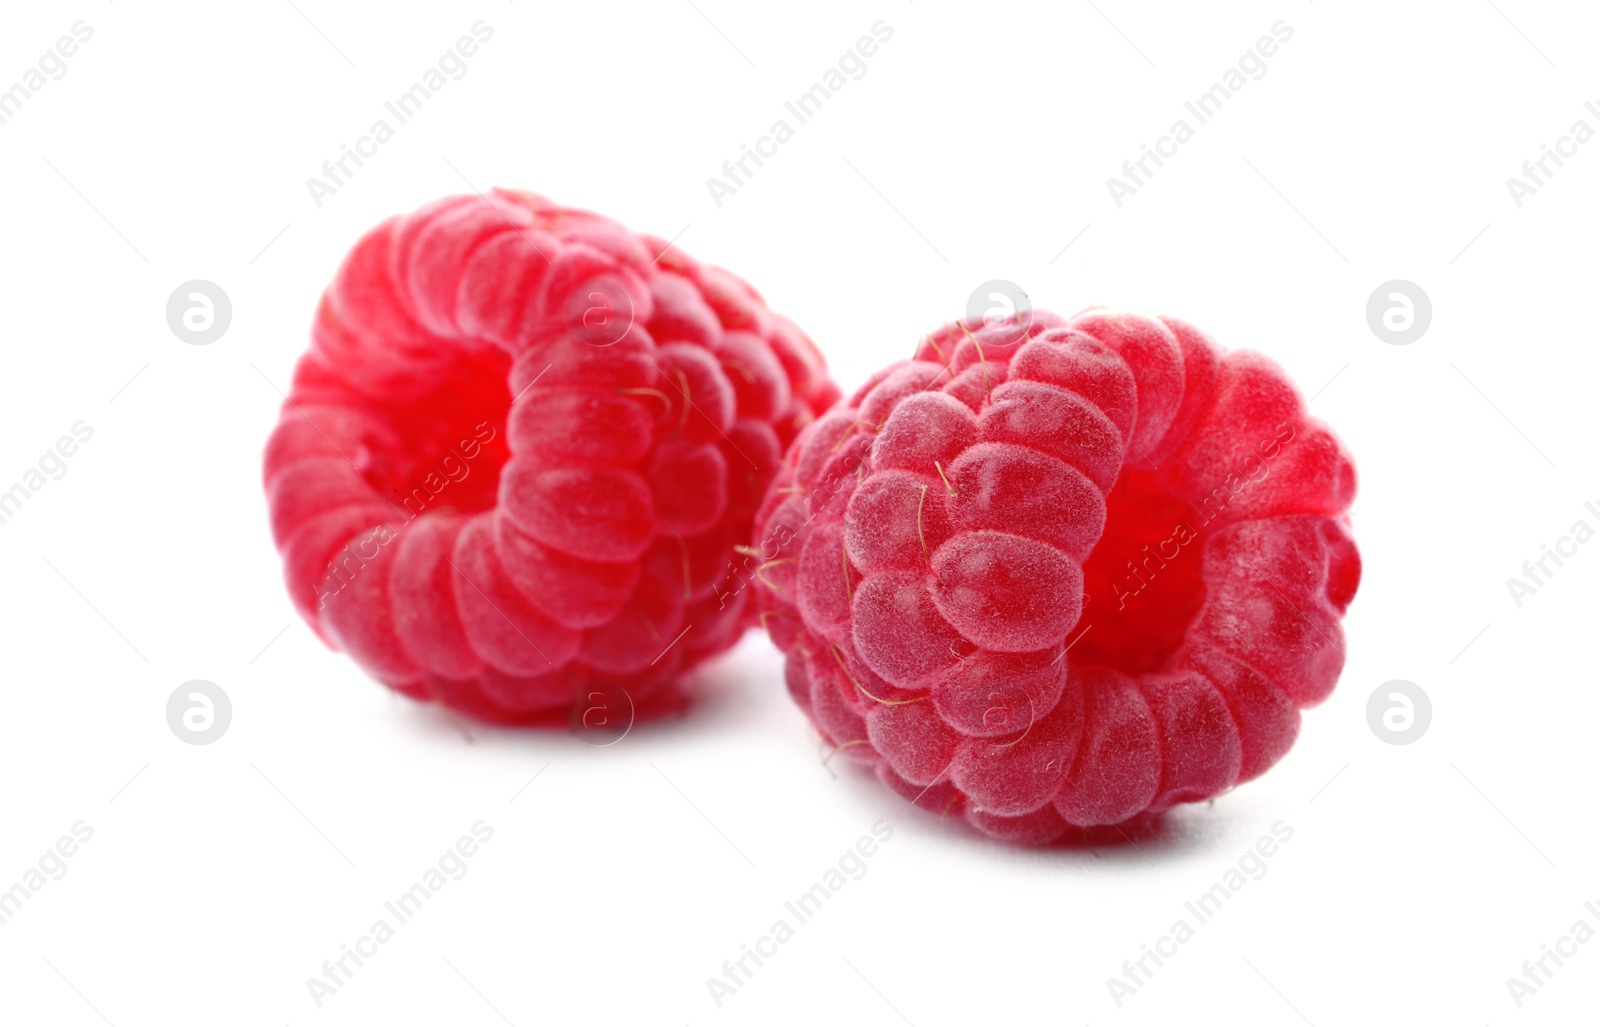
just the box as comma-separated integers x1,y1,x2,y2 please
1074,468,1209,676
357,344,513,519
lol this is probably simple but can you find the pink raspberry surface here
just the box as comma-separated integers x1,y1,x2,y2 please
263,191,838,724
752,309,1359,844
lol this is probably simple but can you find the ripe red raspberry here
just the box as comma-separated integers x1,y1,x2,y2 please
263,191,838,724
752,309,1359,843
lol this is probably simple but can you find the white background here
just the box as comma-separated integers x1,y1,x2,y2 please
1,1,1597,1024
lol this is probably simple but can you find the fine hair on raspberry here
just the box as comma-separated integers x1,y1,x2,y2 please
263,191,838,724
753,308,1359,844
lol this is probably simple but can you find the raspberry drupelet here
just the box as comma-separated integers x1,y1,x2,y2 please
752,309,1359,844
263,191,838,724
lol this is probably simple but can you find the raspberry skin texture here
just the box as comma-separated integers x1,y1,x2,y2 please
263,191,838,724
753,309,1359,843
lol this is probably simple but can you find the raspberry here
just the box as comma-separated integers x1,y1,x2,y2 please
263,191,838,724
753,309,1358,843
